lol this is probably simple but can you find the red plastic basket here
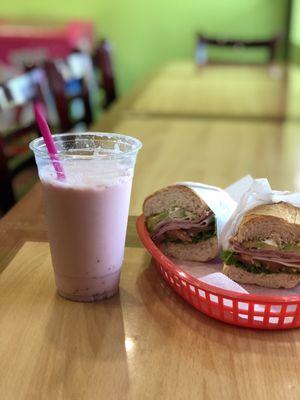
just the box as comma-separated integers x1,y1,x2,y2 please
136,215,300,330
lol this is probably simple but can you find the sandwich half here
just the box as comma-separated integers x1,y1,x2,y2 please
143,185,218,262
221,202,300,288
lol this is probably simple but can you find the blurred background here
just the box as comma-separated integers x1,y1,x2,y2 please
0,0,297,93
0,0,300,215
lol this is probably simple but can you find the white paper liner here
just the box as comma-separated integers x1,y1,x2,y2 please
172,257,300,299
224,174,254,203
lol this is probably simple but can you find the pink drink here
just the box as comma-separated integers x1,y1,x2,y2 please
30,133,141,302
43,177,132,301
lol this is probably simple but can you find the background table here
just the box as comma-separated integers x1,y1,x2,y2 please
126,61,300,120
1,61,300,399
95,115,300,215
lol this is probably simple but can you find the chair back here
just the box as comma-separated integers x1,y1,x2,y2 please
196,34,281,65
44,39,118,131
44,57,93,132
93,39,117,108
0,70,46,214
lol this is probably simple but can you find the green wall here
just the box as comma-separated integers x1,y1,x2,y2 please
291,0,300,61
291,0,300,45
1,0,289,94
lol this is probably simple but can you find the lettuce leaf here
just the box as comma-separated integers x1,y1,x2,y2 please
220,250,300,275
191,230,216,243
243,240,300,251
191,216,216,243
146,207,198,232
280,243,300,251
146,211,169,232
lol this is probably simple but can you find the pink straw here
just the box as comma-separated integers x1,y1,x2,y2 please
34,101,66,181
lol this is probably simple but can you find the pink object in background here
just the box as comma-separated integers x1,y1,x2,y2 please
0,20,94,79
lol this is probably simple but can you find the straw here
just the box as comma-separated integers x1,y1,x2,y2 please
34,101,66,181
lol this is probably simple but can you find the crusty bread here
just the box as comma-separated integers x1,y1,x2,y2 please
143,185,210,217
223,263,300,289
160,236,218,262
236,202,300,244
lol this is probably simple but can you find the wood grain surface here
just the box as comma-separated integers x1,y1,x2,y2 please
1,242,300,400
103,116,300,215
286,65,300,119
128,61,290,119
1,62,300,400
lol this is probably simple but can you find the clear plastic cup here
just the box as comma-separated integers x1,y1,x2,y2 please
30,132,142,302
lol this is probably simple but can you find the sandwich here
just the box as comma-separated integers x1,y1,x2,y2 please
221,202,300,288
143,185,218,262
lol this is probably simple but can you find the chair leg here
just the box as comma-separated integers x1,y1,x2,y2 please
0,140,15,215
93,40,117,109
81,79,93,126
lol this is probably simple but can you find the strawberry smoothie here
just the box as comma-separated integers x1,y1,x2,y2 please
30,133,141,302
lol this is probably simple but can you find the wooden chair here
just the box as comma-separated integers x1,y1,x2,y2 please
0,70,47,215
43,58,93,132
92,39,117,108
22,38,117,134
69,39,118,113
42,39,117,131
196,33,281,65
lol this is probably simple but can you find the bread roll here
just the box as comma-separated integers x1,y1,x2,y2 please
223,202,300,289
143,185,218,262
223,264,300,289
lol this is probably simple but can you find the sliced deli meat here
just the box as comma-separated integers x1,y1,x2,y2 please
231,239,300,268
151,212,214,244
143,184,219,262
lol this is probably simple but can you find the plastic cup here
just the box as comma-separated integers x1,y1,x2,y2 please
30,132,142,302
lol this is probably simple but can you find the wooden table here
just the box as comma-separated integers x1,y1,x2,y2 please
126,61,300,120
1,186,300,400
100,115,300,215
1,63,300,399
